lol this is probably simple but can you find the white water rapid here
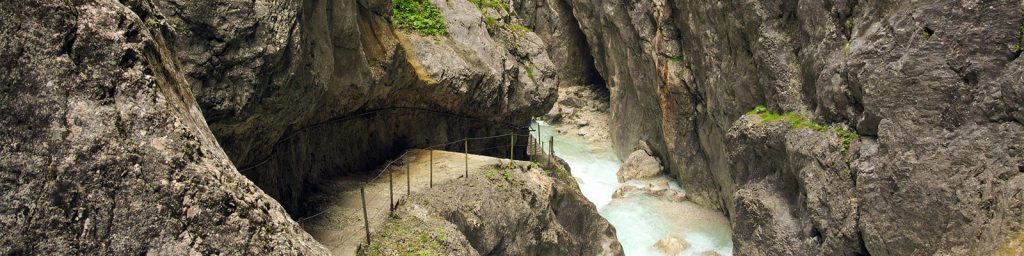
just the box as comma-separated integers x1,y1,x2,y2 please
535,121,733,256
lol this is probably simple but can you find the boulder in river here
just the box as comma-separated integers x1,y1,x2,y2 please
616,142,664,182
653,235,690,255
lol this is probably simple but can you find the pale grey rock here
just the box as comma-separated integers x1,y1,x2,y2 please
372,164,623,255
0,0,328,254
616,148,663,182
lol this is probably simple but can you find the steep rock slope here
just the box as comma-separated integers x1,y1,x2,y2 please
155,0,557,213
524,0,1024,254
367,164,622,255
0,0,326,254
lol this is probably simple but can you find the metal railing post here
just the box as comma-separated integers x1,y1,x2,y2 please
429,150,434,188
406,162,410,196
464,140,469,178
536,122,541,152
548,137,554,168
510,134,515,163
360,186,371,245
389,168,394,211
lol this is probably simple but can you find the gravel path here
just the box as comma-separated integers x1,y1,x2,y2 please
303,149,531,255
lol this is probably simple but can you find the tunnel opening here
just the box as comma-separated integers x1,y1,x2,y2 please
228,107,536,219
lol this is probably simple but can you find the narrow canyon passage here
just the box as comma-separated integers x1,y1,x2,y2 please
5,0,1023,255
536,121,733,256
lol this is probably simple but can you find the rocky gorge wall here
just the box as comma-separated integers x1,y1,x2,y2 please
156,0,557,214
0,0,327,254
520,0,1024,254
2,0,557,254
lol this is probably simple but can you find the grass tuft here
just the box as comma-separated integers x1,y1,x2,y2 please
394,0,448,36
509,23,531,33
469,0,507,11
747,105,860,153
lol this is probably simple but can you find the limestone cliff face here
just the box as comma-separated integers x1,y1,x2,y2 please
155,0,557,213
1,0,556,253
0,0,326,254
522,0,1024,254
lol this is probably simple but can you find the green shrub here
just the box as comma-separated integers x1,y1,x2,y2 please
394,0,448,36
482,15,498,30
509,23,531,33
469,0,507,11
483,169,498,180
501,169,514,182
747,105,860,153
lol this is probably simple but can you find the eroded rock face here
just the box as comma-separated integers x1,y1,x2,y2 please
727,115,860,255
369,164,623,255
0,0,326,254
2,0,559,253
526,0,1024,254
155,0,557,214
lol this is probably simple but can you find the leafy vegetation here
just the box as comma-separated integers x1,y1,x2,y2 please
482,15,499,30
483,169,499,180
509,23,532,33
524,65,534,80
483,166,515,183
669,55,682,62
393,0,448,36
469,0,507,11
501,169,514,182
747,105,860,153
361,219,448,256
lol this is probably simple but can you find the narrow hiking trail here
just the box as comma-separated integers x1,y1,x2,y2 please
302,149,532,255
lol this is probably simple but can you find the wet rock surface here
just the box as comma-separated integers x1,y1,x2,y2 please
653,235,690,256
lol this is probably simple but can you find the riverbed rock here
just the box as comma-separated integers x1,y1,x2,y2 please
543,83,612,144
525,0,1024,254
616,147,664,182
612,180,686,202
369,164,623,255
653,235,690,256
697,250,722,256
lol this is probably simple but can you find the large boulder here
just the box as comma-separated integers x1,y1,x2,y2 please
616,142,664,182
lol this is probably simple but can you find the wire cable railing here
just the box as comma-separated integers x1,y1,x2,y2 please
237,106,534,173
297,121,559,253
